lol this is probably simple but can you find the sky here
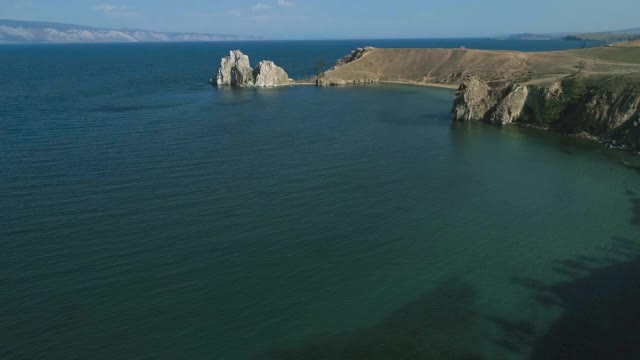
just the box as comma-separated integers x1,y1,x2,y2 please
1,0,639,39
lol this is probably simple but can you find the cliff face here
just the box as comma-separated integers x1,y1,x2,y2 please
212,50,291,87
452,76,498,121
452,80,531,125
584,88,640,132
489,85,529,125
452,75,640,150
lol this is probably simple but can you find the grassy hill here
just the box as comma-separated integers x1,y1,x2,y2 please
318,42,640,87
611,39,640,48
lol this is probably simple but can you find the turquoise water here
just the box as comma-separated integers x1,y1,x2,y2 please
2,41,640,359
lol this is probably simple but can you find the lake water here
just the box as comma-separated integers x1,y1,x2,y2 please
2,39,640,359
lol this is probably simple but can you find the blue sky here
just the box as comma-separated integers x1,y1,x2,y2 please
2,0,639,39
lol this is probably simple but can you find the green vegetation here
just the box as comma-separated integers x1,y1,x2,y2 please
522,98,563,125
522,76,589,126
563,76,588,107
540,96,565,124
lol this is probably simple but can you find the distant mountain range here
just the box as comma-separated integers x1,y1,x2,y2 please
0,19,260,43
501,27,640,42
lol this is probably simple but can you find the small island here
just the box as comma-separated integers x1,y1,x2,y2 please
211,50,292,87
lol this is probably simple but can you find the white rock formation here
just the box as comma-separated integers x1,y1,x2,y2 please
212,51,291,87
213,50,255,87
253,61,291,87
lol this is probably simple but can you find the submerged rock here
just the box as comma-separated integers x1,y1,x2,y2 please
212,50,290,87
254,61,291,87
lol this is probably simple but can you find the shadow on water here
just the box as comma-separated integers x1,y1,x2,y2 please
497,193,640,359
255,280,485,360
257,193,640,360
621,155,640,175
631,196,640,226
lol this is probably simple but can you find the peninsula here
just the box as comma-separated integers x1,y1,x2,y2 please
212,40,640,152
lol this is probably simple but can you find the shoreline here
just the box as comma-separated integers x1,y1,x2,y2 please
211,46,639,154
379,80,458,89
277,80,639,154
291,79,458,90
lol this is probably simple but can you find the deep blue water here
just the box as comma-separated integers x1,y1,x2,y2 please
2,40,640,360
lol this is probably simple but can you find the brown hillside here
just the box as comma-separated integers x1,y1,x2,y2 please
319,46,640,86
611,39,640,48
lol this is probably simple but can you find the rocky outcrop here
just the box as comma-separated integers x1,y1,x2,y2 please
213,50,254,86
584,87,640,132
489,85,529,125
254,61,291,87
452,75,640,151
452,76,529,124
335,46,375,67
452,75,500,121
212,50,290,87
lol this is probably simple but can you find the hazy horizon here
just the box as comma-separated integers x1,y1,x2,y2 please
1,0,639,40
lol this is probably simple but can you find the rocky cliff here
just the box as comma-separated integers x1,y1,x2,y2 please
452,75,640,151
212,50,291,87
452,76,498,121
